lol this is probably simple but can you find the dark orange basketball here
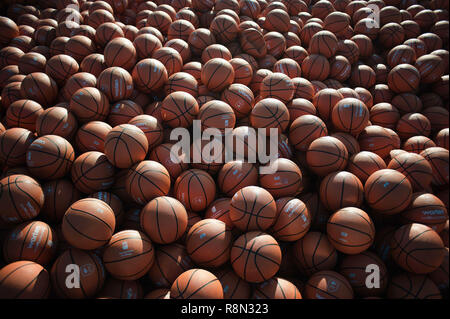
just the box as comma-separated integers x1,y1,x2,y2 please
167,19,195,42
387,272,441,299
152,47,183,76
309,30,338,58
198,100,236,133
40,179,80,223
391,223,445,274
259,158,303,198
126,160,170,205
396,113,431,139
201,58,235,92
62,72,98,101
99,277,142,299
65,35,96,63
89,191,124,227
435,128,449,150
301,54,330,82
391,93,422,114
36,106,77,140
147,10,172,33
188,29,216,57
250,98,290,133
62,198,115,250
144,289,171,299
388,152,433,191
210,14,239,44
218,161,258,197
104,37,137,71
423,106,449,132
231,231,281,283
240,27,267,59
312,88,344,122
358,125,394,159
80,53,107,77
20,72,58,107
161,91,199,128
306,136,348,176
271,197,310,242
171,269,223,299
174,169,216,212
347,151,387,183
415,54,445,84
95,22,124,48
215,267,251,299
18,52,46,75
75,121,112,153
221,83,254,119
229,58,252,86
292,231,338,276
45,54,79,85
304,270,354,299
420,147,449,187
287,98,317,120
403,135,436,154
140,196,187,244
133,34,162,60
327,207,375,254
71,151,115,194
3,220,56,265
128,114,163,149
201,44,232,63
0,261,49,299
97,67,133,102
104,124,148,168
107,100,143,127
186,219,232,267
369,102,400,129
69,87,110,123
252,277,302,299
364,169,413,214
331,98,370,136
229,186,277,231
387,64,421,93
320,171,364,211
329,55,351,82
0,128,35,167
165,72,198,97
260,72,294,103
103,230,154,280
6,99,43,131
26,135,74,180
330,132,360,156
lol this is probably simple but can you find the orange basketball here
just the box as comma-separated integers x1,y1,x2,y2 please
387,64,421,93
186,219,232,267
313,88,344,122
103,230,154,280
210,14,239,44
401,192,449,233
140,196,187,244
320,171,364,211
75,121,112,153
107,100,143,126
133,34,162,60
0,261,49,299
128,114,163,149
165,72,198,97
292,231,338,276
161,91,199,128
149,143,189,182
51,248,105,299
364,169,413,214
387,273,441,299
62,72,98,101
80,53,107,77
36,106,78,140
65,35,96,63
331,98,370,136
304,270,354,299
62,198,115,250
132,58,168,93
231,231,281,283
388,152,433,191
306,136,349,176
104,124,148,168
252,277,302,299
369,102,400,129
347,151,387,183
89,191,125,227
6,99,43,131
260,72,294,103
126,160,170,205
330,132,360,156
217,161,258,197
270,197,310,242
420,147,449,187
396,113,431,140
215,267,251,299
391,223,445,274
259,158,303,198
45,54,78,85
201,58,235,92
201,44,232,63
435,128,449,150
26,135,74,180
174,169,216,212
403,135,436,154
171,269,224,299
147,10,172,33
309,30,338,58
250,98,290,133
221,83,254,119
301,54,330,81
71,151,115,194
20,72,58,106
198,100,236,133
41,179,80,223
415,54,445,84
97,67,133,102
327,207,375,254
69,87,110,123
152,47,183,76
358,125,394,159
95,22,124,48
229,186,277,231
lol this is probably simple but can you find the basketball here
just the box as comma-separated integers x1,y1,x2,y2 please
387,64,421,93
102,230,154,280
358,125,394,159
364,169,413,214
217,161,258,197
97,67,134,102
313,88,344,122
260,72,294,103
41,179,80,223
347,151,387,183
201,58,235,92
304,270,354,299
270,197,311,242
6,99,43,131
250,98,290,133
306,136,349,177
140,196,187,244
174,169,216,212
45,54,79,84
69,87,110,123
391,223,445,274
89,191,124,227
420,147,449,186
198,100,236,133
229,186,277,231
36,107,78,140
231,231,281,283
161,91,199,128
327,207,375,255
320,171,364,211
396,113,432,139
126,160,170,205
221,83,254,119
20,72,58,106
252,277,302,299
0,261,49,299
387,152,433,191
171,269,223,299
259,158,303,198
387,273,441,299
26,135,74,180
104,124,149,169
215,267,251,299
108,100,143,127
62,198,115,250
75,121,112,153
309,30,338,58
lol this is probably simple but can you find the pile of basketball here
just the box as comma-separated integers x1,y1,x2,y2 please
0,0,448,299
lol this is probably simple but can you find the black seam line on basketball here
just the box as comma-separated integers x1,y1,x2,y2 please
392,228,430,259
44,136,68,177
131,168,168,198
241,237,257,282
154,249,171,286
112,265,150,280
64,216,110,242
19,221,35,260
88,252,103,293
158,247,190,272
185,220,218,245
230,202,276,220
233,243,281,266
103,247,153,264
69,206,113,232
207,63,231,91
368,176,409,206
14,177,42,210
260,102,284,129
196,240,232,265
223,164,255,195
272,203,307,235
393,157,429,187
183,278,220,299
189,228,228,256
2,129,29,163
6,177,26,223
106,235,153,247
290,120,322,146
73,160,111,184
176,269,200,299
68,248,88,298
34,222,51,262
29,73,49,105
12,269,42,299
229,277,242,299
230,232,250,266
0,261,37,287
260,176,302,191
27,147,71,168
191,171,211,211
72,89,102,119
